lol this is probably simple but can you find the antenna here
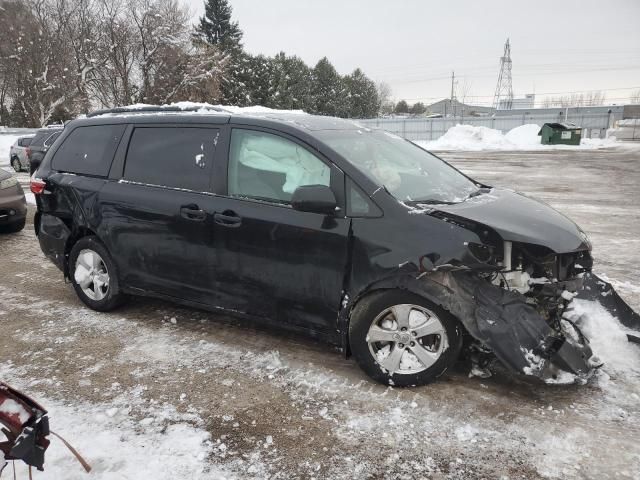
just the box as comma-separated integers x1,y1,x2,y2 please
492,38,514,111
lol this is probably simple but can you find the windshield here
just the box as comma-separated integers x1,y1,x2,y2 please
317,129,478,204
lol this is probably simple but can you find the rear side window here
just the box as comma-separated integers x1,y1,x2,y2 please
19,138,32,147
52,125,126,176
44,131,62,147
124,127,218,192
30,132,49,147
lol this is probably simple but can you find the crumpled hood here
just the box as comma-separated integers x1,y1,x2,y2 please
429,188,589,253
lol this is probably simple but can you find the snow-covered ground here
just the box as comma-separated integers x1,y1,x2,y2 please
1,136,639,479
416,124,639,151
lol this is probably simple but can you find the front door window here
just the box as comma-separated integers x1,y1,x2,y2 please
228,129,330,204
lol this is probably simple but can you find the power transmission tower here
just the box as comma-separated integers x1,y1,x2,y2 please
450,71,456,117
492,38,514,111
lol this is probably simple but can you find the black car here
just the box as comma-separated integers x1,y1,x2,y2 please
31,105,630,387
27,127,63,174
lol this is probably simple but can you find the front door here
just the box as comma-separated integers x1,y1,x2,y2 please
99,125,221,304
212,127,350,332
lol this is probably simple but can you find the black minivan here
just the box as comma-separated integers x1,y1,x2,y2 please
33,105,609,386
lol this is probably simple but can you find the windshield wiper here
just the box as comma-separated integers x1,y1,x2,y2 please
405,199,455,205
464,187,492,201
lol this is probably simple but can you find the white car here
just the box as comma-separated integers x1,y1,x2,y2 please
9,135,34,172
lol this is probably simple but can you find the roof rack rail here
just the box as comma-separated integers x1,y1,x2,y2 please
86,105,231,118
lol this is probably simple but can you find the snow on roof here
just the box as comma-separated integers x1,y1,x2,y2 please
89,102,307,118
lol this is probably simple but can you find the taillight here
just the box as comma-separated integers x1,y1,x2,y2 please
25,147,32,159
30,177,46,195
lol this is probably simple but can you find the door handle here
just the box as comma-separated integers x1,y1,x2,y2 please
180,204,207,221
214,211,242,228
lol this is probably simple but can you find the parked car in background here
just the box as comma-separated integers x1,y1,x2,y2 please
31,105,637,387
9,135,34,172
27,127,63,174
0,169,26,233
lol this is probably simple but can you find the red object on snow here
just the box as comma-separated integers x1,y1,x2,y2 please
0,382,50,472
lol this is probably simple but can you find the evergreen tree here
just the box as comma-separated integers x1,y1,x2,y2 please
194,0,243,54
194,0,246,104
409,102,427,115
394,100,409,114
310,57,346,117
244,54,275,105
345,68,379,118
267,52,313,111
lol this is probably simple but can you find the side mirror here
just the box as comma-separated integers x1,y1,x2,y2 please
291,185,337,215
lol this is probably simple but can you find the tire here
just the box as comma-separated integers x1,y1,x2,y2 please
349,290,463,387
0,218,25,233
11,157,22,172
69,236,126,312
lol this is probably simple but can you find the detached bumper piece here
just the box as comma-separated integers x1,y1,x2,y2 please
579,272,640,343
469,278,598,384
0,382,50,472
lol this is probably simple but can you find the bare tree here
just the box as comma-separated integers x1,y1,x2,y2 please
377,81,394,115
630,89,640,105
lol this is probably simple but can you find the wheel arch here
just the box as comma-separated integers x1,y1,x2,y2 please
63,227,99,278
339,273,467,358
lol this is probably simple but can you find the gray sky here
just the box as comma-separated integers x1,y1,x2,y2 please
183,0,640,106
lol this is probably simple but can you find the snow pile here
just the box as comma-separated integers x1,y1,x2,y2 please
566,299,640,377
0,367,234,479
416,123,625,151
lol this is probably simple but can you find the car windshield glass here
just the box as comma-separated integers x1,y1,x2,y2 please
317,130,478,204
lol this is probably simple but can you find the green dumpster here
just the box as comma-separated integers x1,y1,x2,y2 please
538,122,582,145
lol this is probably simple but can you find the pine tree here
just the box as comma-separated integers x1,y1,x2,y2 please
394,100,409,114
194,0,243,54
409,102,427,115
268,52,312,111
193,0,247,105
244,54,274,105
310,57,345,117
345,68,379,118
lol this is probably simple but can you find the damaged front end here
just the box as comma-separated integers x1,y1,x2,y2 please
452,240,601,383
420,237,640,384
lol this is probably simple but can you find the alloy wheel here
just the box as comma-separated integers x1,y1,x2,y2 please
366,304,448,375
74,249,110,301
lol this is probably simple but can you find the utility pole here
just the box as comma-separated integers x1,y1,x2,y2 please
492,38,514,111
450,71,456,118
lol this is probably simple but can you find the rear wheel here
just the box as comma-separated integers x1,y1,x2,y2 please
11,157,22,172
69,236,126,311
349,290,462,387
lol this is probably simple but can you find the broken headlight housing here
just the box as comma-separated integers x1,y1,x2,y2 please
467,242,493,263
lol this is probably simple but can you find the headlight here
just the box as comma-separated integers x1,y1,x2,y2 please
0,177,18,190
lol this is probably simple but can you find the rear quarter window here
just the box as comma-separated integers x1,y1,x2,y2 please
51,125,126,176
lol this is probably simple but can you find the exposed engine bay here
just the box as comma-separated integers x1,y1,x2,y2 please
399,238,639,384
478,240,601,382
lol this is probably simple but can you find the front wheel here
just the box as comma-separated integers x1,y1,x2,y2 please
349,290,462,387
69,236,126,311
